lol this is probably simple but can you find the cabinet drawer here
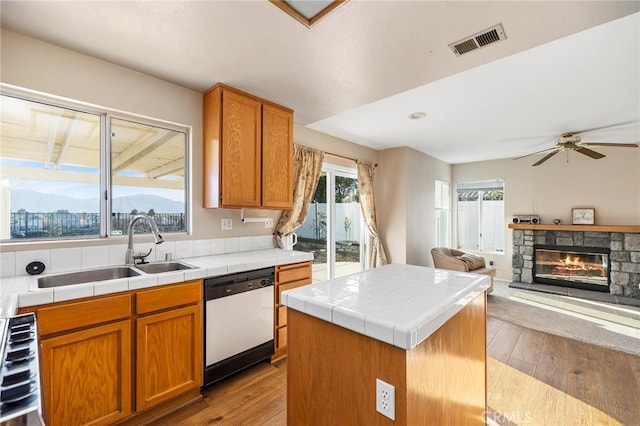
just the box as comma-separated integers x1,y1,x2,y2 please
276,279,310,305
277,305,287,327
276,262,311,284
136,280,202,315
38,293,132,336
276,326,288,350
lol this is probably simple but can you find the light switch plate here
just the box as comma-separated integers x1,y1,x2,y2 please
221,218,232,231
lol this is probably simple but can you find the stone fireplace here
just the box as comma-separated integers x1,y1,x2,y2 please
511,227,640,299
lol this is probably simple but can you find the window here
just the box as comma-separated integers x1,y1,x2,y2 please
456,179,504,253
435,180,450,247
0,93,188,240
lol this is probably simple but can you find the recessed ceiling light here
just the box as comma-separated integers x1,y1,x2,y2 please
408,112,427,120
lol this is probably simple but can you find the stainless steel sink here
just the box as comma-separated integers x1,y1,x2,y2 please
133,261,196,274
38,266,140,288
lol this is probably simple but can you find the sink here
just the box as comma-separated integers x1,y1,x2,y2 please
133,261,196,274
38,266,140,288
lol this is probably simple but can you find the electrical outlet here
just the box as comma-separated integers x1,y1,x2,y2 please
376,378,395,420
265,217,274,229
221,218,232,231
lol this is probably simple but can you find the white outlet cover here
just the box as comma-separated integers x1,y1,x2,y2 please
265,217,274,228
376,378,395,420
221,218,232,231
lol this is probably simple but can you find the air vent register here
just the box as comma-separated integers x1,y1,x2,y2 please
449,23,506,56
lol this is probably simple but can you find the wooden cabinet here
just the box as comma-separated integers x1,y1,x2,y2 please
38,294,133,426
29,281,203,425
272,261,311,361
135,281,203,412
203,83,293,209
261,103,294,209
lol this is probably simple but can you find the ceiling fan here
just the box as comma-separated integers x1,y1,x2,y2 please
514,125,639,166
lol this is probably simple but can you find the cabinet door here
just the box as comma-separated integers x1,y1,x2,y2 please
136,304,203,411
262,104,293,209
40,320,132,426
220,89,261,207
273,262,312,360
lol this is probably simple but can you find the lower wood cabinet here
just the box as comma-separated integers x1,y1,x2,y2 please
273,261,311,361
40,320,132,426
26,280,203,425
136,304,202,411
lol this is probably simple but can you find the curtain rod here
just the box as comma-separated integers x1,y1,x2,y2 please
325,151,378,167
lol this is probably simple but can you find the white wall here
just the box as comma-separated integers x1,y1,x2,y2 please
377,147,452,266
453,148,640,279
0,30,380,252
377,148,408,263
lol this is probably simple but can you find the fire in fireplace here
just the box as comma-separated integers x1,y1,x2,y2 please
533,245,610,292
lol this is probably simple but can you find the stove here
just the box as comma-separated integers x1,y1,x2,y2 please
0,313,44,426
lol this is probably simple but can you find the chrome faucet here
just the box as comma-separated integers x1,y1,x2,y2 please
125,214,164,265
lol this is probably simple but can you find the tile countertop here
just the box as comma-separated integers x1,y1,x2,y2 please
0,249,312,313
282,263,490,350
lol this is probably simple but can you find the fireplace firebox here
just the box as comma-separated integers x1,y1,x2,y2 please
533,245,610,292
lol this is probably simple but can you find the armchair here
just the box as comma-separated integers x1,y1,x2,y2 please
430,247,495,294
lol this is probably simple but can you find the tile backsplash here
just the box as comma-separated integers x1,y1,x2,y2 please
0,235,274,278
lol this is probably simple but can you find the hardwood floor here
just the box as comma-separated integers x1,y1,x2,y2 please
154,317,640,425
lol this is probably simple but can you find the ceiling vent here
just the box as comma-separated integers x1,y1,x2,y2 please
448,24,506,56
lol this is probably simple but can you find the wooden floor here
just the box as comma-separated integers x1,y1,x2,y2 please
154,317,640,425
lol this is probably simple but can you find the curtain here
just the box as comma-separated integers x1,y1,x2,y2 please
274,144,324,248
357,162,388,268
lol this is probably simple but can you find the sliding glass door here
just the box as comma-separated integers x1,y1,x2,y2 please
296,164,364,282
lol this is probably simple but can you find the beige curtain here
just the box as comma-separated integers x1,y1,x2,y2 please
357,162,388,267
274,144,324,247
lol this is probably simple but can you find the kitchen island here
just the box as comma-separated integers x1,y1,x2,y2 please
282,263,490,425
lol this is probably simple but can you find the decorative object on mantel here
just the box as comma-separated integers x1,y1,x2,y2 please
512,214,540,224
572,208,595,225
508,223,640,233
553,219,561,225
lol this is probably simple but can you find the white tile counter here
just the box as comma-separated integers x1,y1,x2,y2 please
282,263,490,350
0,249,312,312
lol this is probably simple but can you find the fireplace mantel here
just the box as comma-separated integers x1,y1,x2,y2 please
508,224,640,233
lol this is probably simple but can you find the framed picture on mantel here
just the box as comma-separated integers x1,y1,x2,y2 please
572,208,595,225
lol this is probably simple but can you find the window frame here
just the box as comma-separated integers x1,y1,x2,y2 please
0,86,191,242
322,163,366,278
434,179,451,248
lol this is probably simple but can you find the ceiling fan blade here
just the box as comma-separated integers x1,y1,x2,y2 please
575,147,606,159
513,147,557,161
581,142,639,147
572,119,640,135
532,150,559,166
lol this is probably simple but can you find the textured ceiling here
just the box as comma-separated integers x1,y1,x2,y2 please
1,1,639,164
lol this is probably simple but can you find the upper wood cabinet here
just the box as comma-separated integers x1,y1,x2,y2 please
203,83,293,209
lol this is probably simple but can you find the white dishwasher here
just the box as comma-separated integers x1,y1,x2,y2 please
203,267,274,388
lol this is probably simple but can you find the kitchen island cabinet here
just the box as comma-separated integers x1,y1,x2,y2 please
283,264,490,425
203,83,293,209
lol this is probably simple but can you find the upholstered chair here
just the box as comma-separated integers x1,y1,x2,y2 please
430,247,495,294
